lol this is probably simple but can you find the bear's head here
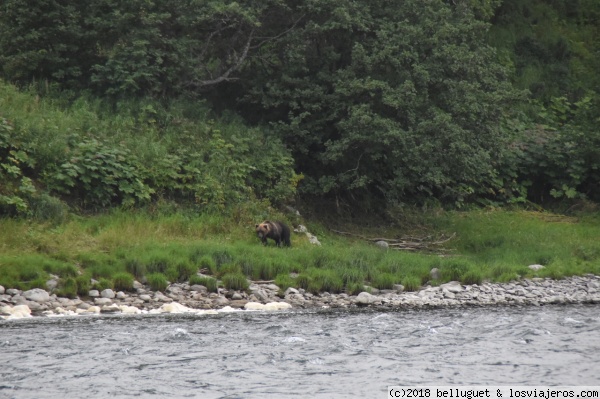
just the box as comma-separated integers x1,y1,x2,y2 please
255,221,272,238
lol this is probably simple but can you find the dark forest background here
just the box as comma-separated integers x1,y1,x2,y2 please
1,0,599,216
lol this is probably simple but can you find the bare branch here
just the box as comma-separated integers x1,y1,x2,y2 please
190,14,304,89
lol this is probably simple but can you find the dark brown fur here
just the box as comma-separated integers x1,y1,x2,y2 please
255,220,291,247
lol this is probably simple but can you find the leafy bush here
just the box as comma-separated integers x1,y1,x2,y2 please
44,138,153,209
0,117,36,215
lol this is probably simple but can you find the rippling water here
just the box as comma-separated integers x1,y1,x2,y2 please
1,305,599,398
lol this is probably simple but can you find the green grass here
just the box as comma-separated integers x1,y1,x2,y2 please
1,208,599,295
189,275,218,293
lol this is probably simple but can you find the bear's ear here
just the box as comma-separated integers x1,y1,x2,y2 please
255,224,259,228
264,220,270,224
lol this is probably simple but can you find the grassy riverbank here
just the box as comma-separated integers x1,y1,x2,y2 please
1,208,599,297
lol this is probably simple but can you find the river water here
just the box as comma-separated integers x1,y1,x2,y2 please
1,305,599,398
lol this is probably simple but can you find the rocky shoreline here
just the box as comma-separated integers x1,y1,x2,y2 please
2,274,600,319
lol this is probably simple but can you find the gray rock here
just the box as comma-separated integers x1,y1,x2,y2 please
284,287,299,296
101,289,115,299
133,281,144,289
139,294,152,302
393,284,404,293
11,295,28,305
212,296,229,306
23,288,51,303
101,304,121,313
440,281,463,293
46,279,59,291
294,224,308,233
375,240,389,249
189,285,208,293
430,268,441,280
306,233,321,246
167,285,184,295
154,292,173,302
26,300,48,312
94,298,113,306
528,264,545,271
442,289,456,299
231,292,243,300
116,291,128,299
355,292,380,305
6,288,21,296
89,290,100,298
0,285,4,294
253,289,270,302
229,299,248,309
265,284,280,292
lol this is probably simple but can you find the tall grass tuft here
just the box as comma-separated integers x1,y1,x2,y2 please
113,272,134,291
57,277,78,299
401,276,421,292
146,273,168,292
221,273,249,291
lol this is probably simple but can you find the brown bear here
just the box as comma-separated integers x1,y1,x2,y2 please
255,220,291,247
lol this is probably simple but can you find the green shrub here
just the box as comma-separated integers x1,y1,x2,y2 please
345,282,364,295
296,273,311,290
93,278,113,291
113,272,134,291
146,256,170,274
43,261,78,278
496,272,519,283
307,269,343,294
146,273,168,292
460,269,483,285
401,276,421,292
75,275,91,296
221,273,249,291
125,259,146,279
212,250,234,267
371,273,396,290
57,277,78,299
274,274,296,292
441,260,470,281
176,260,197,282
44,138,152,209
198,255,216,271
164,267,179,283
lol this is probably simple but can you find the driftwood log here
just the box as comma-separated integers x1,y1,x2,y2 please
330,229,455,253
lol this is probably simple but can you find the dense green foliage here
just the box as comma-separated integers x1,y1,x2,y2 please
0,0,599,211
0,81,299,214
